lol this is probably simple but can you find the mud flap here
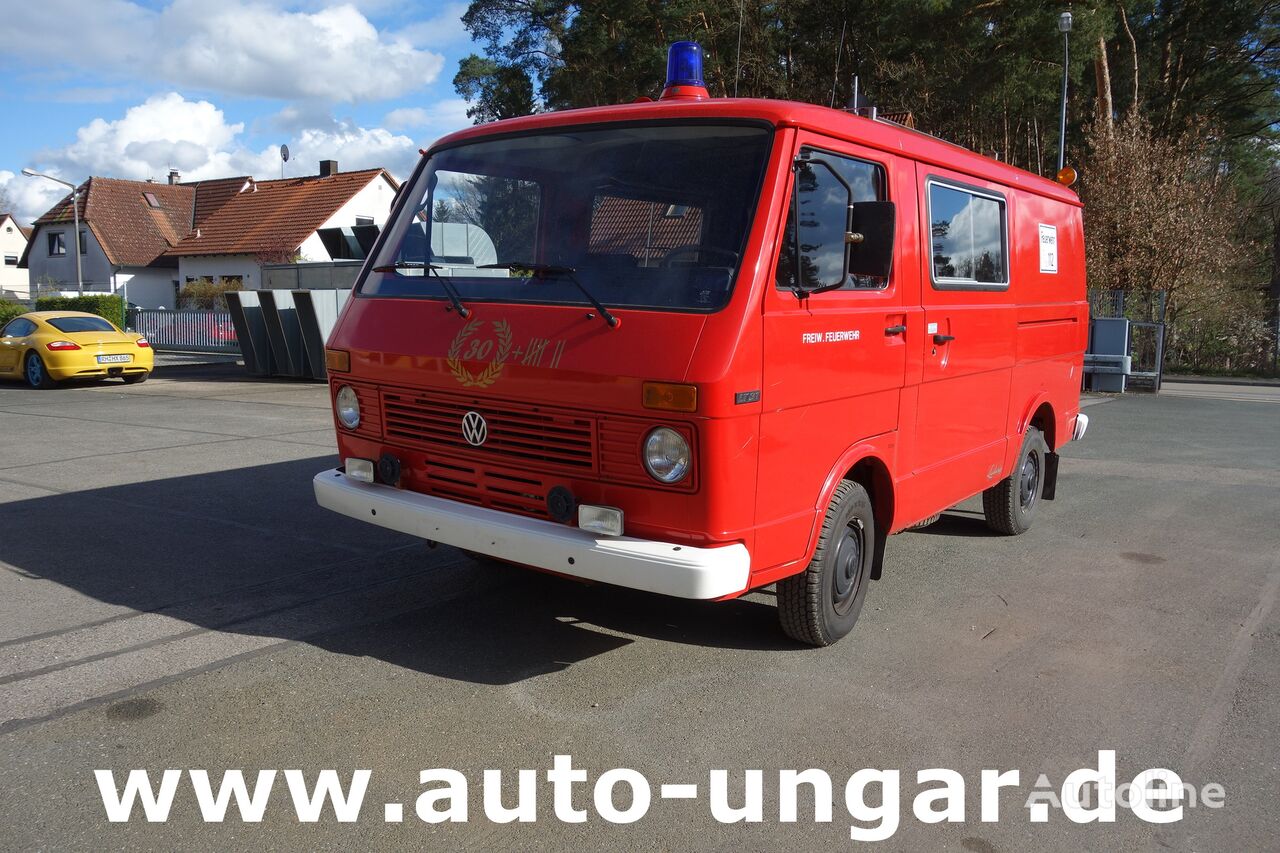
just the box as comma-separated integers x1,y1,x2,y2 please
1042,451,1060,501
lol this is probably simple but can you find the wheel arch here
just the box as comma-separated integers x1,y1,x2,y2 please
811,444,896,581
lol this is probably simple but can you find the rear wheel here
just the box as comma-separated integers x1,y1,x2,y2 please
24,352,58,390
122,372,149,384
777,480,876,646
982,427,1047,535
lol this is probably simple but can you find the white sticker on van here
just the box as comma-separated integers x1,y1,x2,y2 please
802,330,860,344
1039,224,1058,273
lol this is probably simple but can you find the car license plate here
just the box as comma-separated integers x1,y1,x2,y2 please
97,354,132,364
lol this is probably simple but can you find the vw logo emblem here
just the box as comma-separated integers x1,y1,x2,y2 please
461,411,488,446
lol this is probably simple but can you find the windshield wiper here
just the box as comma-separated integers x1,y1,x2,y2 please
479,261,619,328
371,261,471,318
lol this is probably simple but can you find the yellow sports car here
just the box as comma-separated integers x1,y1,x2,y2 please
0,311,154,389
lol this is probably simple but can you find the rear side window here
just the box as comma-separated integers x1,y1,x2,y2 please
2,318,36,337
928,181,1008,288
47,316,117,333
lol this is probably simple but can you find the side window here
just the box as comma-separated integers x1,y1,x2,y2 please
2,319,34,337
929,181,1008,288
47,232,66,256
776,148,888,292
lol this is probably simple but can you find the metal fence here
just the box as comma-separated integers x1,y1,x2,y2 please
129,309,240,354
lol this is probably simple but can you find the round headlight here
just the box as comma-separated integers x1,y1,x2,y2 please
335,385,360,429
643,427,690,483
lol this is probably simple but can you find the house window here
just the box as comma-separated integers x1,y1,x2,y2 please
4,255,17,266
80,230,88,254
143,192,161,208
48,232,66,256
355,215,375,226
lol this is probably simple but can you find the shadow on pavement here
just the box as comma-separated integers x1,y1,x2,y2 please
0,458,792,689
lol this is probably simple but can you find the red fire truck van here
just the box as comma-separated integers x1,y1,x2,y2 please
315,43,1089,645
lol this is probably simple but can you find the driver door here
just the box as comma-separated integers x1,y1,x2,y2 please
754,132,918,569
0,318,33,374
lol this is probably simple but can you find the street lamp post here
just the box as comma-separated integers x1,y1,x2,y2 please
1057,11,1073,173
21,168,83,296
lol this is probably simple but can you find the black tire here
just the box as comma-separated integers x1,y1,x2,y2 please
777,480,876,646
907,513,941,530
983,427,1047,535
122,372,149,384
24,352,58,390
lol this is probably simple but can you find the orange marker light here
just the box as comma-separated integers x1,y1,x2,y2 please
1056,166,1078,187
325,348,351,373
642,381,697,413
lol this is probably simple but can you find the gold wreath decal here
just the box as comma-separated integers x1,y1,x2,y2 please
446,318,513,387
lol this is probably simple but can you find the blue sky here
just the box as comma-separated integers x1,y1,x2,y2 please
0,0,481,224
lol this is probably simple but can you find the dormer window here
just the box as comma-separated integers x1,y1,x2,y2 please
143,192,161,208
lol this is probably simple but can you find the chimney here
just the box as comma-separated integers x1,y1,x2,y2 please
319,159,338,178
168,168,181,185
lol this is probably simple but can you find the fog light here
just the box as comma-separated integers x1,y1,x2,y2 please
578,504,624,537
345,457,375,483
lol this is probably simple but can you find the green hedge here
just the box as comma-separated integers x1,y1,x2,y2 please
0,301,26,325
35,295,126,326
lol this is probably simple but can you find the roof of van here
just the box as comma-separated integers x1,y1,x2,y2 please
429,98,1082,207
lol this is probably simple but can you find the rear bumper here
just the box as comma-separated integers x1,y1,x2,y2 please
313,468,751,599
1072,412,1089,441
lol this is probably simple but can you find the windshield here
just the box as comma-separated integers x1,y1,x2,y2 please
362,122,772,312
47,316,117,333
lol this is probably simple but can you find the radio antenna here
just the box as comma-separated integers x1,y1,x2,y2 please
733,0,744,97
829,20,847,108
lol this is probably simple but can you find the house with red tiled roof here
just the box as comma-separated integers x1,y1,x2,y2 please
20,161,398,308
0,212,31,299
20,172,248,307
166,161,398,295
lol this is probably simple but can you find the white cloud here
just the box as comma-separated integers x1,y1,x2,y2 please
0,171,69,229
3,91,473,223
383,99,470,135
1,0,446,103
396,2,470,48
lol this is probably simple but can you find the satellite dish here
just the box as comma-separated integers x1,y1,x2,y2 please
280,144,290,163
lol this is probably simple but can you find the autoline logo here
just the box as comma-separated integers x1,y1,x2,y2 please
95,751,1223,840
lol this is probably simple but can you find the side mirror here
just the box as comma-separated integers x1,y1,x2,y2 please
846,201,895,279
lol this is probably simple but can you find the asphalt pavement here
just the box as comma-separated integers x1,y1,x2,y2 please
0,366,1277,850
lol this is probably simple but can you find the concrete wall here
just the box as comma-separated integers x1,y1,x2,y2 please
176,254,262,290
115,268,180,309
0,216,30,299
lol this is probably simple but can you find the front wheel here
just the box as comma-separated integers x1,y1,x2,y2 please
25,352,58,389
777,480,876,646
982,427,1047,535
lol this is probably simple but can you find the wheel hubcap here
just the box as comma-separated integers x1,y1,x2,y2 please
831,518,864,614
1020,452,1040,510
27,357,40,385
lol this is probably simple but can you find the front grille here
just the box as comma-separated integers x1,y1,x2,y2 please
420,458,552,519
381,389,596,472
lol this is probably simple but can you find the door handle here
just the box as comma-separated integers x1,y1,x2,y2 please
933,333,955,345
884,324,906,336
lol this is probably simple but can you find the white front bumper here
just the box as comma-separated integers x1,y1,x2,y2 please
313,469,751,600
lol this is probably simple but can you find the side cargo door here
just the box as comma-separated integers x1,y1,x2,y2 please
753,133,916,571
909,165,1016,508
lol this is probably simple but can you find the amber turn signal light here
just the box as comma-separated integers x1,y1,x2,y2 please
1056,166,1078,187
325,348,351,373
642,381,697,413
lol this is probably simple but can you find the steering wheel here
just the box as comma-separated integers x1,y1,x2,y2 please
658,245,740,269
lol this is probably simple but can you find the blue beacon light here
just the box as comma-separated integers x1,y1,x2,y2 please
661,41,710,100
